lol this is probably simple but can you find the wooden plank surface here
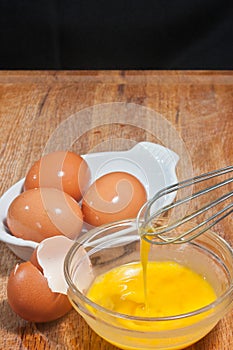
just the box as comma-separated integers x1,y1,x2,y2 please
0,70,232,350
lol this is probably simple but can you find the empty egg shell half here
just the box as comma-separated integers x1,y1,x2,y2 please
7,236,91,322
7,261,72,322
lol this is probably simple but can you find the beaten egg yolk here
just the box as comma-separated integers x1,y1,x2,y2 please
87,261,216,319
86,240,216,335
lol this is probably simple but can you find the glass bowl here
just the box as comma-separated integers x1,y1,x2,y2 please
64,219,233,350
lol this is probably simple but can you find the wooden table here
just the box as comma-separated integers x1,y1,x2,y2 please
0,71,232,350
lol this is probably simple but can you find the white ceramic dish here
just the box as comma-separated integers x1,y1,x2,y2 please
0,142,179,260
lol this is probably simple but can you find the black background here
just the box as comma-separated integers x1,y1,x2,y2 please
1,0,232,69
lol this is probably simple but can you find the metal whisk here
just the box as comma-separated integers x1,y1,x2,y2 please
137,166,233,244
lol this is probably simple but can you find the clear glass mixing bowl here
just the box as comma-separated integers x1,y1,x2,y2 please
64,219,233,350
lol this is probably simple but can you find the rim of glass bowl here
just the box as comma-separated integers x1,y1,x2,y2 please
64,219,233,322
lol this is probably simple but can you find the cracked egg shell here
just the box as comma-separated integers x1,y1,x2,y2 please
30,247,42,272
30,236,75,294
7,261,72,323
6,188,83,243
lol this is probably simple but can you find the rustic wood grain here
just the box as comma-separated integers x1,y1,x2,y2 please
0,71,232,350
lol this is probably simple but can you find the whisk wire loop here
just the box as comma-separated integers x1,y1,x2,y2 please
139,166,233,244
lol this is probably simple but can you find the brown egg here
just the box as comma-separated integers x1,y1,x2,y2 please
82,171,147,226
24,151,91,201
7,188,83,242
7,261,72,322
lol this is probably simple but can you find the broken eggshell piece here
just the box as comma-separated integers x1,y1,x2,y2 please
7,236,93,322
7,261,73,323
35,235,93,295
35,236,74,294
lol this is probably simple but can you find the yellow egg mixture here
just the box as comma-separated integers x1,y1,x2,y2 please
86,239,217,349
